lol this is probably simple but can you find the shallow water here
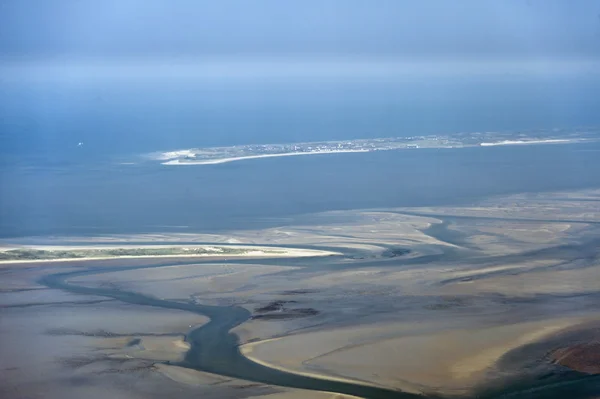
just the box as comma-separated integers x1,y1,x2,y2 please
2,142,600,238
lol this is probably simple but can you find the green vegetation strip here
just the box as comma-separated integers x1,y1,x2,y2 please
0,247,282,261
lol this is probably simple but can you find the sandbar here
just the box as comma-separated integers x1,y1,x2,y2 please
162,149,371,165
0,244,339,264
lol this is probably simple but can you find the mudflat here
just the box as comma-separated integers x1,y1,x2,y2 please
2,188,600,398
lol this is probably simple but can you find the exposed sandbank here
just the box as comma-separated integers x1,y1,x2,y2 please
479,139,574,146
4,189,600,397
162,149,371,165
0,244,339,264
241,338,394,392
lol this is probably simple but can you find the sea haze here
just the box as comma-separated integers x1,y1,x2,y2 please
2,67,600,160
1,71,600,237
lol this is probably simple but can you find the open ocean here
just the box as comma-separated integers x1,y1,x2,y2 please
2,73,600,238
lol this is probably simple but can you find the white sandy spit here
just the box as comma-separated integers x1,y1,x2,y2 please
162,149,372,165
0,244,340,264
479,139,573,147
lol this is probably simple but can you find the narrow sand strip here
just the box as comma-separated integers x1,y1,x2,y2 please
162,149,371,165
479,139,573,146
0,245,339,264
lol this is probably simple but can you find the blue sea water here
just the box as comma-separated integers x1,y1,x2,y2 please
1,73,600,238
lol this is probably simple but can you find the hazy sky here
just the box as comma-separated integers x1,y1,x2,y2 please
1,0,599,61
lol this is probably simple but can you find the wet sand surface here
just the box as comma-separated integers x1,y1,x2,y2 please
2,188,600,398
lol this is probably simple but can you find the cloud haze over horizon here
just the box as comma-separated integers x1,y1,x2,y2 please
1,0,599,62
1,1,600,161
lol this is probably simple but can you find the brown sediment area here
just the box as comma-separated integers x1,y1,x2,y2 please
551,342,600,374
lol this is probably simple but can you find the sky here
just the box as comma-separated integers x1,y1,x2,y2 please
1,1,600,161
1,0,599,61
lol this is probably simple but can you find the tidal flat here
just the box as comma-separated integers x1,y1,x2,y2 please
2,189,600,398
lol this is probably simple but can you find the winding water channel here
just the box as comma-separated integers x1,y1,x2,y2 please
35,215,600,399
39,258,425,399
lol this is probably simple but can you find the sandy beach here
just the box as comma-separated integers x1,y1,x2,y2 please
0,244,339,265
479,139,575,146
161,149,372,165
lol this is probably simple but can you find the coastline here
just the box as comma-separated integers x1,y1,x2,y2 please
0,244,339,264
156,136,595,166
479,139,575,146
6,193,600,398
161,149,372,165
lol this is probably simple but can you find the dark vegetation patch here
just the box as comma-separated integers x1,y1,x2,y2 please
252,307,319,320
0,288,45,293
381,248,411,258
126,338,142,347
61,356,108,369
47,328,122,338
0,246,263,261
46,328,178,338
254,301,297,313
253,300,319,320
1,299,113,309
424,296,470,310
349,247,411,259
99,363,156,374
61,355,156,374
279,289,319,295
231,383,265,389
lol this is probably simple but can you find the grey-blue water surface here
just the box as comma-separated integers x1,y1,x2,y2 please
2,73,600,158
2,142,600,238
1,74,600,238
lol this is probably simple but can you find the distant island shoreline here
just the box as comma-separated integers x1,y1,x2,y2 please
149,130,596,166
162,149,371,165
